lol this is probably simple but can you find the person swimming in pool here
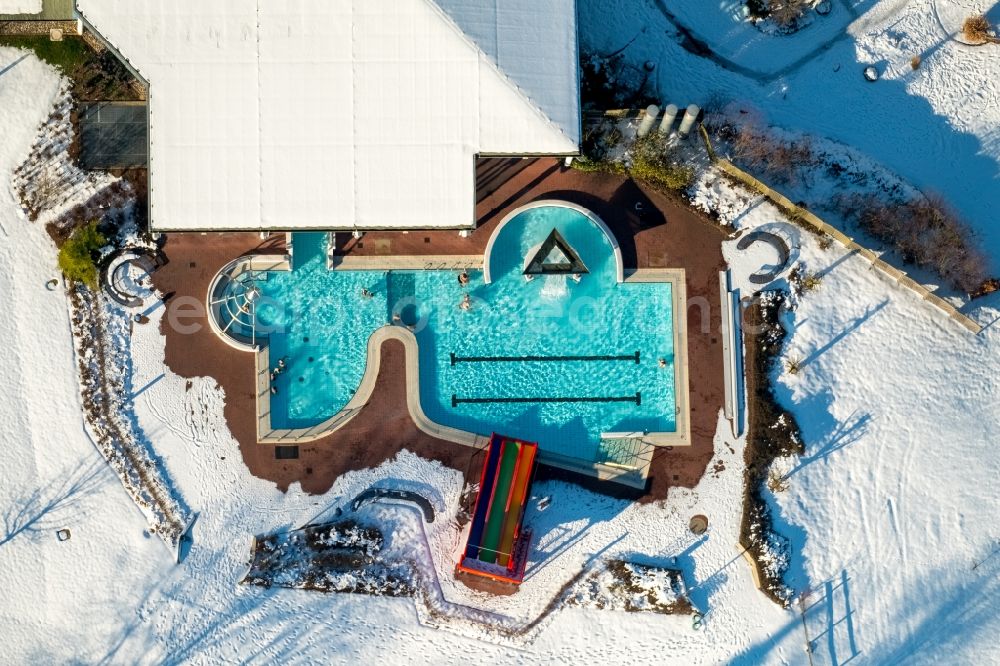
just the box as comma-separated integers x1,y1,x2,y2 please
658,358,667,368
360,287,374,299
457,271,470,286
460,293,472,311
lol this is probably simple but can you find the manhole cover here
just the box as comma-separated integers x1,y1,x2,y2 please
689,515,709,535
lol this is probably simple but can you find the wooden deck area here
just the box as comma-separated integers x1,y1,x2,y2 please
151,159,728,501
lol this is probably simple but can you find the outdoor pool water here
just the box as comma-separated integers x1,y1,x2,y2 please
247,205,676,462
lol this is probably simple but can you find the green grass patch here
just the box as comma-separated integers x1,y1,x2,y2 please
0,35,89,72
0,35,141,101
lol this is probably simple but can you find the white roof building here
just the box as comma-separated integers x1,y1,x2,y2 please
77,0,581,231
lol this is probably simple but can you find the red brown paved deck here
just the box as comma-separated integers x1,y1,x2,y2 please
153,236,483,493
152,159,727,501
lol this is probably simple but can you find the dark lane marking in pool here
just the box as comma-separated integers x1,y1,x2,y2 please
452,392,641,407
450,351,640,366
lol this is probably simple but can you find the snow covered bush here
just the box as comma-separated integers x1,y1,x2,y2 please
708,111,993,296
12,88,118,232
767,466,790,493
242,520,414,596
741,290,803,607
744,500,795,605
68,285,192,548
746,291,805,460
568,560,694,615
746,0,814,34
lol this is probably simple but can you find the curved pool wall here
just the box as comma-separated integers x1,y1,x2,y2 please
207,254,291,351
207,202,690,477
483,200,624,284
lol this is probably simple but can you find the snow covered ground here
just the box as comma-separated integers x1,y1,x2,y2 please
0,0,43,14
581,0,1000,273
3,0,1000,659
712,172,1000,663
0,47,786,664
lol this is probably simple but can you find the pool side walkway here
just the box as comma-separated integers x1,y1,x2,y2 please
155,240,487,493
152,159,727,501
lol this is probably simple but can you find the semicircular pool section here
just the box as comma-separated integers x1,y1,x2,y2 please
485,202,621,284
228,203,677,463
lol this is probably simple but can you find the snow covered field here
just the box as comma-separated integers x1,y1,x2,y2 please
1,47,779,663
3,0,1000,659
715,180,1000,664
581,0,1000,272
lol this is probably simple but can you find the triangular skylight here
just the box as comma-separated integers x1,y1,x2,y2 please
524,229,588,275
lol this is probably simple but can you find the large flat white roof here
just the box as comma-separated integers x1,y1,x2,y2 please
78,0,581,231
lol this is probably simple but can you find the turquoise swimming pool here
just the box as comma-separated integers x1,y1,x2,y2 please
221,204,677,462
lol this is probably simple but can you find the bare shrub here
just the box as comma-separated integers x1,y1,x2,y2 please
46,179,134,247
24,171,63,221
963,15,994,43
842,192,989,293
971,278,1000,299
742,292,804,607
767,467,790,493
733,126,770,170
801,273,822,292
784,355,803,375
732,126,812,187
768,0,810,28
